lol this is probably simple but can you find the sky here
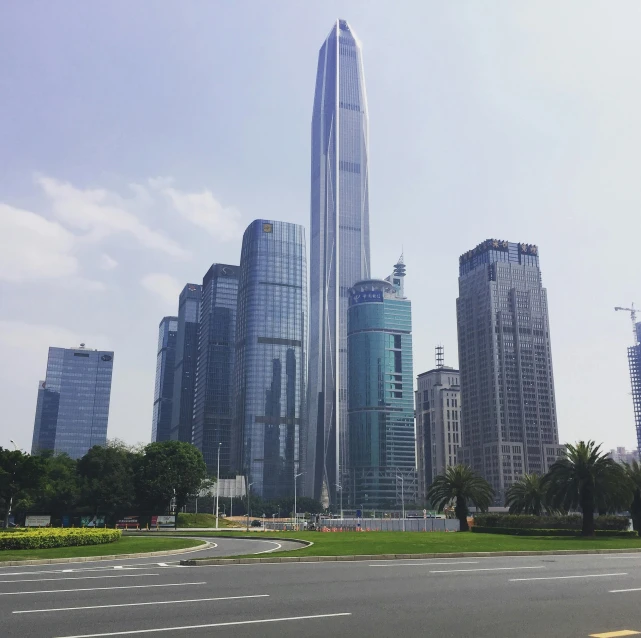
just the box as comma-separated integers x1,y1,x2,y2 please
1,1,640,453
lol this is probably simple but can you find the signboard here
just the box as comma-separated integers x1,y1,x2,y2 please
81,515,105,528
356,509,362,519
115,516,139,529
423,509,427,519
61,515,70,528
151,515,176,529
25,515,51,527
351,290,383,305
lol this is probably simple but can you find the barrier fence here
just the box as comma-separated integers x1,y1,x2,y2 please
267,517,460,532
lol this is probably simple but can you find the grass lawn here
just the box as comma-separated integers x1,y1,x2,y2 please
0,536,204,562
172,530,641,557
176,513,241,528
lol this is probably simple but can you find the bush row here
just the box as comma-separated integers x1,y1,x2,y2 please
473,514,630,531
0,528,121,550
471,526,637,538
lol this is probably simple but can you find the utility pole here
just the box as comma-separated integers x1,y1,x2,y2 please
215,442,221,529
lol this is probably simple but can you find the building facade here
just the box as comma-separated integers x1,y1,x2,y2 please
456,239,564,500
628,322,641,452
192,264,239,474
31,345,114,458
152,316,178,443
346,259,416,509
307,19,371,504
415,362,461,501
233,220,307,499
170,284,201,443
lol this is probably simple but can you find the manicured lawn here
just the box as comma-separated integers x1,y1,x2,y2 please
176,513,241,528
0,536,204,562
175,530,641,557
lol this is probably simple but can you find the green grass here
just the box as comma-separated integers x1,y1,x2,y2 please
0,536,204,562
176,513,241,528
172,530,641,557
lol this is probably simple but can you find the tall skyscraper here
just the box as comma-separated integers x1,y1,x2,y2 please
170,284,201,443
233,220,307,499
151,316,178,443
346,258,416,508
456,239,564,500
415,351,461,501
192,263,239,473
307,19,370,504
31,344,114,459
628,322,641,451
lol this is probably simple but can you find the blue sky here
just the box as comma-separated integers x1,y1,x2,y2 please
1,1,640,452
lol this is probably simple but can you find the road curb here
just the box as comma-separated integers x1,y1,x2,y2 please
180,546,641,566
0,539,212,568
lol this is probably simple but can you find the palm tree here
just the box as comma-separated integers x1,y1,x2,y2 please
543,441,630,537
427,465,494,531
505,474,548,515
624,460,641,532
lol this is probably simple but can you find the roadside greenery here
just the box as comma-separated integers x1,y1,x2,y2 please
0,528,121,550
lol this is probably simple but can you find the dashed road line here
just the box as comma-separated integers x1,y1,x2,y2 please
510,573,627,582
0,581,206,596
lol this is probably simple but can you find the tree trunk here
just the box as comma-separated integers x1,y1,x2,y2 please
455,496,469,532
3,501,10,529
631,492,641,533
581,492,595,537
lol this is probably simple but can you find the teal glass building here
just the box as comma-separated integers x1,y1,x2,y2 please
347,258,416,508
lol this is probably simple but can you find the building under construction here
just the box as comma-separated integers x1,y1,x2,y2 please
629,323,641,451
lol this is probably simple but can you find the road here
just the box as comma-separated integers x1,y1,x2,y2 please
2,538,641,637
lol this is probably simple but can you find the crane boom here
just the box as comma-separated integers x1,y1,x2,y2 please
615,303,638,345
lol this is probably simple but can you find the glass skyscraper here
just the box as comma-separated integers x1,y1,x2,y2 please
233,220,307,499
628,323,641,451
152,316,178,442
31,345,114,459
307,19,370,504
170,284,201,443
192,263,239,474
346,258,416,508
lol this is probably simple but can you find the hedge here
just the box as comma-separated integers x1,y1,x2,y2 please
0,528,121,550
472,526,638,538
473,514,630,531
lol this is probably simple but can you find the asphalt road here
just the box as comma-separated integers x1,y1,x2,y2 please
2,538,641,637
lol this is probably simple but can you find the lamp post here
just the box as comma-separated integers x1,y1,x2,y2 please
293,472,304,528
215,443,221,530
6,440,18,529
396,474,405,531
245,482,254,530
335,483,344,520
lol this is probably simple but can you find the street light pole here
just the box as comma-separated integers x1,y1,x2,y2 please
335,483,343,519
294,471,304,528
396,474,405,532
215,443,221,530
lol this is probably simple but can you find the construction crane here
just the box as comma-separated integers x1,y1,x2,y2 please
615,303,638,345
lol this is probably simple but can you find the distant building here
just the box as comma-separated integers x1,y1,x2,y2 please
31,344,114,459
170,284,201,443
152,317,178,442
456,239,564,501
415,351,461,501
233,220,307,499
192,264,239,473
628,322,641,452
608,447,639,465
346,257,417,509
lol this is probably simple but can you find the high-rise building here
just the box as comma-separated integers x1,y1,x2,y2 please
628,322,641,451
152,316,178,443
346,258,416,509
456,239,564,500
31,344,114,458
415,351,461,501
192,263,239,473
170,284,201,443
307,19,370,504
233,220,307,499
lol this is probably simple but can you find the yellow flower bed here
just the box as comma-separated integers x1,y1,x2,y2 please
0,528,121,550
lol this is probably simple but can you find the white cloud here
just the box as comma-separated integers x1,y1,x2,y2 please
140,273,182,306
100,254,119,271
37,176,188,258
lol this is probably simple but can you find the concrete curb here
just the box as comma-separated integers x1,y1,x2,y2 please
180,546,641,566
0,539,213,568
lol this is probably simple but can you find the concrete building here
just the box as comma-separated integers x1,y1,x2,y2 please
608,447,639,465
456,239,564,501
152,316,178,442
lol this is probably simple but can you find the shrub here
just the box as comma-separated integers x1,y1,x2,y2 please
473,514,630,531
471,526,637,538
0,528,121,550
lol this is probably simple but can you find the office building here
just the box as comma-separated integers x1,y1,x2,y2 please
233,220,307,499
151,316,178,442
415,349,461,501
608,447,639,465
628,322,641,451
346,257,416,508
170,284,201,442
192,263,239,473
307,19,371,504
456,239,564,500
31,344,114,458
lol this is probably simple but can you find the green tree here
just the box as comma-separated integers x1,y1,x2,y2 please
136,441,207,514
34,451,80,520
543,441,630,537
0,448,45,527
427,465,494,531
624,459,641,532
77,445,138,522
505,474,549,515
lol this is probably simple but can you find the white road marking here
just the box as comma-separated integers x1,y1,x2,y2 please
370,561,479,567
113,566,124,570
430,566,546,574
510,573,627,582
55,612,353,637
610,587,641,593
0,581,206,596
254,542,283,554
0,574,159,583
157,563,169,567
13,593,270,614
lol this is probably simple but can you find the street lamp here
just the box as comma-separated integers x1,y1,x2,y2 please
215,443,222,530
335,483,344,520
6,440,18,528
293,472,305,528
396,474,406,531
245,482,254,530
